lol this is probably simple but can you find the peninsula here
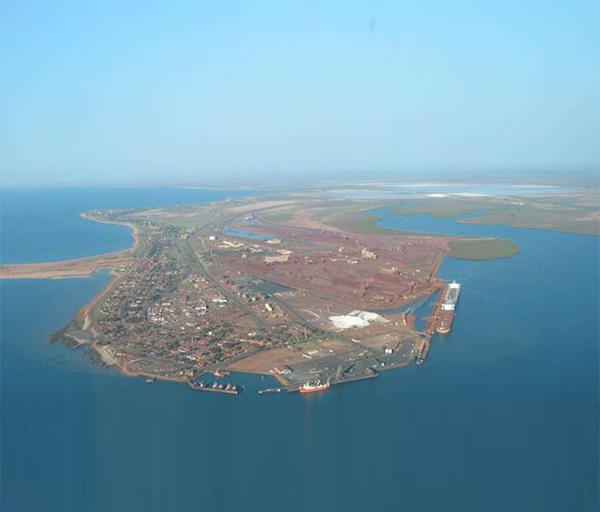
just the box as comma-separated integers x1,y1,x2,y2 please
1,193,523,392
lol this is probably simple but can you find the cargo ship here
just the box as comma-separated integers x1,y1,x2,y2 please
299,379,330,394
436,281,460,335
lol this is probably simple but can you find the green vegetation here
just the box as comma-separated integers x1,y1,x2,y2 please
324,211,394,235
460,208,600,236
387,199,487,219
324,206,521,261
448,238,519,260
387,193,600,236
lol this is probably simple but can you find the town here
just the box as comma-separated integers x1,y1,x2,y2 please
57,195,459,393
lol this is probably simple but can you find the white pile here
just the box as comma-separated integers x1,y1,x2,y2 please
329,310,389,330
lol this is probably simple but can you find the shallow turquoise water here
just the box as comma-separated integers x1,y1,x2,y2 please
1,193,598,511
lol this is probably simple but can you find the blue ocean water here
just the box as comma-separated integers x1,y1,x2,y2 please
1,192,598,511
0,187,260,263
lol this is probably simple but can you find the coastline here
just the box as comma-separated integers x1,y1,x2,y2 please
6,204,441,389
79,212,140,253
0,214,139,279
2,212,210,385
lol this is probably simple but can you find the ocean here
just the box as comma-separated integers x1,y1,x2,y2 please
0,187,261,263
1,189,598,511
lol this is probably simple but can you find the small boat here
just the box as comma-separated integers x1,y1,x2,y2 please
146,378,155,384
213,370,230,378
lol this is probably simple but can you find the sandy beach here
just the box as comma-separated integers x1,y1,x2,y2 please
0,215,139,279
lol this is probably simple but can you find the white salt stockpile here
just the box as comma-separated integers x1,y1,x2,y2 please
329,310,389,330
329,315,370,329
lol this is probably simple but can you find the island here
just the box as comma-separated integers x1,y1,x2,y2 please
0,192,533,393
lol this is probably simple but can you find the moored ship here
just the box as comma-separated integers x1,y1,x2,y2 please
436,281,460,335
299,379,330,394
415,339,430,365
188,379,241,395
444,280,461,304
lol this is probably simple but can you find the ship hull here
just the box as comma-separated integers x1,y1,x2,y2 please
299,384,330,394
436,309,454,334
436,281,460,334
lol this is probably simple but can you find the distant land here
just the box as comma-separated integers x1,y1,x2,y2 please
314,182,599,237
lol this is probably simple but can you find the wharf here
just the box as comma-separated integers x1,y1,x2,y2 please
285,368,379,394
332,370,379,386
423,289,445,335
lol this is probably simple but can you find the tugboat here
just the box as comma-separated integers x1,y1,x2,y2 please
299,379,330,394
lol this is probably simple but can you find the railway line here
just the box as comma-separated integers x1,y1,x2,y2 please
180,239,268,328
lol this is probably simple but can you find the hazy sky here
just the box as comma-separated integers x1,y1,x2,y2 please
1,1,598,187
